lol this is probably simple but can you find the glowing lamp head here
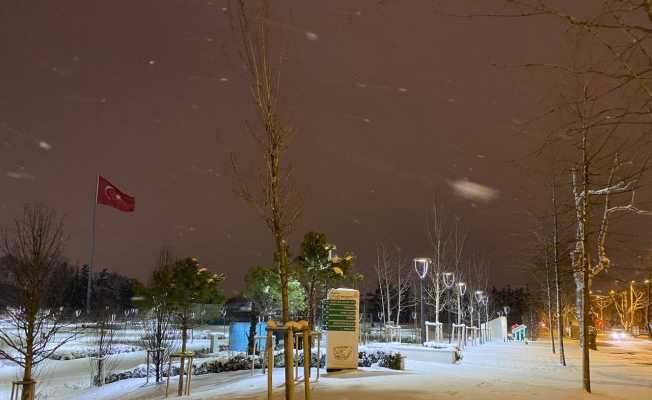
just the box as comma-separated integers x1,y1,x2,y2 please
458,282,467,295
413,257,431,280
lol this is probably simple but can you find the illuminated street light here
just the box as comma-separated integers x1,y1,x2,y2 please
475,290,485,343
413,257,431,344
456,282,466,325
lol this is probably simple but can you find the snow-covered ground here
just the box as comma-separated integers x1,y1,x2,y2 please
0,325,229,399
40,336,652,400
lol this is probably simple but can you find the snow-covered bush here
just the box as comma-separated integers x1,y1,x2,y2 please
49,345,141,361
378,352,403,370
358,350,403,370
296,351,326,367
358,350,384,367
105,366,148,384
104,354,262,384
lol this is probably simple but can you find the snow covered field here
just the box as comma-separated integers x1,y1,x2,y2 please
27,336,650,400
0,325,227,399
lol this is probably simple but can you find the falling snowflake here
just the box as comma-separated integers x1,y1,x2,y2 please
148,60,156,65
219,77,229,82
398,87,408,93
305,31,319,41
38,141,52,150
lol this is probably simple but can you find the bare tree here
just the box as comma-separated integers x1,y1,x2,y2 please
610,283,647,331
466,253,489,338
551,176,567,366
591,294,612,330
393,246,412,327
373,243,393,325
231,2,301,395
372,243,412,330
139,247,177,384
424,199,452,329
448,222,468,325
0,205,77,400
90,309,117,387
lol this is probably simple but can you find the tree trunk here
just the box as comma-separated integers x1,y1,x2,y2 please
248,302,258,355
275,239,294,400
396,267,401,327
385,270,392,325
580,133,591,393
545,249,555,354
156,316,162,383
178,319,188,396
308,282,317,329
22,308,35,400
22,359,34,400
552,179,566,366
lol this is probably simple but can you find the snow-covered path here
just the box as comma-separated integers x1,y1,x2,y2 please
13,338,652,399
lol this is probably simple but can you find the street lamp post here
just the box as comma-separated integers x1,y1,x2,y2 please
413,258,430,345
475,290,484,344
450,281,466,346
457,282,467,325
482,294,489,341
432,272,455,342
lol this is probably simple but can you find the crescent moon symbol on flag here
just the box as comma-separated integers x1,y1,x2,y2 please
105,186,117,199
97,176,134,212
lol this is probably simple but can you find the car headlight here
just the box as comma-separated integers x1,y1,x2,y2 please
611,333,619,339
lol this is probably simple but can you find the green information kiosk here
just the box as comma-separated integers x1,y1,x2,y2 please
324,288,359,371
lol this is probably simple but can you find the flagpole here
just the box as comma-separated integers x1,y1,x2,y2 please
87,175,98,316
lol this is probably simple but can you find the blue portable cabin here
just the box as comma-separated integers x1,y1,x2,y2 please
224,296,268,352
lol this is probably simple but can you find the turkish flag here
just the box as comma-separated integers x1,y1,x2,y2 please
97,176,135,212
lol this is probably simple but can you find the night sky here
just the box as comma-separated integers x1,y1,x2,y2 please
1,1,650,294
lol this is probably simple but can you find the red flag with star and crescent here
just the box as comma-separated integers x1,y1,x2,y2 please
97,176,135,212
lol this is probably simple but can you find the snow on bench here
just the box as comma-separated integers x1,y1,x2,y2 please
422,342,462,363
